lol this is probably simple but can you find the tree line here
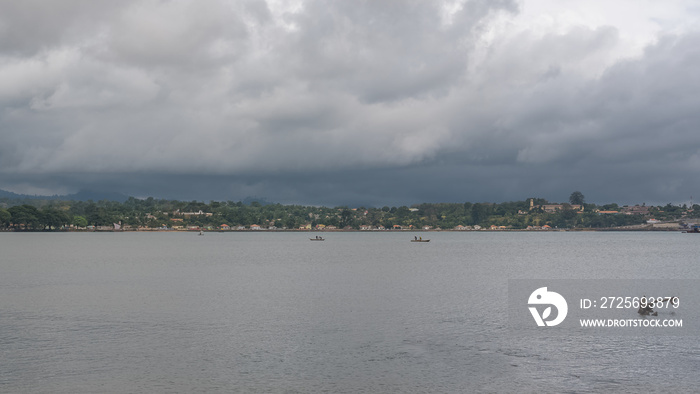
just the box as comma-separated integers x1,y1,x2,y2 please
0,192,697,231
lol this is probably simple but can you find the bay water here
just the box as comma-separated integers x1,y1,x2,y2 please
1,231,699,392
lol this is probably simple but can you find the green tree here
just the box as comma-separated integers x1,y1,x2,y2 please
569,191,585,205
73,215,88,228
339,209,353,228
84,202,114,226
0,208,10,228
40,208,70,230
284,215,298,229
8,205,40,230
471,203,491,225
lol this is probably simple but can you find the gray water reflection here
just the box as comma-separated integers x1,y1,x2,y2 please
1,231,699,392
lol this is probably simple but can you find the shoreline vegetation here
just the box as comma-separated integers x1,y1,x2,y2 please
1,192,697,232
0,226,681,233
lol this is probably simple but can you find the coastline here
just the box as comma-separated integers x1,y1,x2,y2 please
1,227,684,233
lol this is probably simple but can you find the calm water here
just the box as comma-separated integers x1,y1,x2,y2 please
1,231,699,393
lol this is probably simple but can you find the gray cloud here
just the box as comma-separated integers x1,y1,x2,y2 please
1,1,699,206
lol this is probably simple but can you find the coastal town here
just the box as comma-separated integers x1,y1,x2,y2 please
1,193,696,232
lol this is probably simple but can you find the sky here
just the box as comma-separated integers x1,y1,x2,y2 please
1,0,700,207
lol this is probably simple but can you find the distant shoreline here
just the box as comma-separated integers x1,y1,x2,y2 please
0,227,684,233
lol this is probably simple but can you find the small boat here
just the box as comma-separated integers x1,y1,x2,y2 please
198,230,204,236
310,236,325,241
411,238,430,242
638,296,678,316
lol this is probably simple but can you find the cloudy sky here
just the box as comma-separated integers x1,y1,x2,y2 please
1,0,700,206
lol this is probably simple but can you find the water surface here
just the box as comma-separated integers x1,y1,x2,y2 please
1,231,699,392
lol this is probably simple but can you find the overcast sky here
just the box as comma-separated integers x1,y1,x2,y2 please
1,0,700,206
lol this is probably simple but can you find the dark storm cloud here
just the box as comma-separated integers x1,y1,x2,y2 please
1,0,699,205
286,0,517,103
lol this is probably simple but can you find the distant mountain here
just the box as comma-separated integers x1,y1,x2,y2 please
0,189,279,205
0,189,129,202
66,190,129,202
0,189,26,199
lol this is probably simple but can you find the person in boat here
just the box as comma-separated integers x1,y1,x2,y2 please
638,305,655,315
638,296,657,316
419,236,422,240
415,236,417,240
